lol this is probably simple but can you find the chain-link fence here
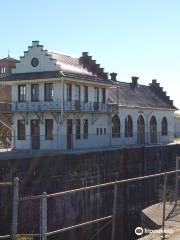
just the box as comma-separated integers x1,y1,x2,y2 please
1,158,180,240
0,179,14,239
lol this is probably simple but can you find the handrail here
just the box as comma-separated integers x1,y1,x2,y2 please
46,215,112,236
19,169,180,201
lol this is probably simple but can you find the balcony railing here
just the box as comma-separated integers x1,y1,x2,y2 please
0,102,12,112
0,101,115,113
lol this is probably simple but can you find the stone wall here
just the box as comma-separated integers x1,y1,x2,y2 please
0,144,179,239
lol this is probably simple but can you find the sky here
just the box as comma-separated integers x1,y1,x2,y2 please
1,0,180,111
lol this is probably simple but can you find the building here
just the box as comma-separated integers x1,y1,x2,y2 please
0,56,18,140
0,41,177,150
174,113,180,138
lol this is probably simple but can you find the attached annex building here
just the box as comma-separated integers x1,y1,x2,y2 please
0,41,177,150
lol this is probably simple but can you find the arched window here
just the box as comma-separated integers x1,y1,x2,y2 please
137,115,145,144
125,115,133,137
161,117,168,136
150,116,157,144
112,115,120,138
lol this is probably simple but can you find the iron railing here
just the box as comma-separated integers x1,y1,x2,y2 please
0,101,116,113
1,160,180,240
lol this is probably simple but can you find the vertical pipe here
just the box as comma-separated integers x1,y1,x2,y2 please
13,129,16,150
61,75,64,117
162,173,167,240
111,182,118,240
116,86,119,113
12,177,19,240
41,192,47,240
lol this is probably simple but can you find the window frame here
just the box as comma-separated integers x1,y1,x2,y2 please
102,88,106,104
75,85,81,101
17,120,26,140
112,115,120,138
31,84,39,102
125,115,133,137
45,119,53,140
44,83,53,102
161,117,168,136
18,84,26,102
94,87,99,103
84,86,88,103
76,119,81,139
83,119,88,139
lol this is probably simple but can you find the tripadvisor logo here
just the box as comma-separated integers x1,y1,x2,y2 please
135,227,144,236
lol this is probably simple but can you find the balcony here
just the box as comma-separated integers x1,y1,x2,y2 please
0,101,112,113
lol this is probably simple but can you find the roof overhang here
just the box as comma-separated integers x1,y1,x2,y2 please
108,103,177,111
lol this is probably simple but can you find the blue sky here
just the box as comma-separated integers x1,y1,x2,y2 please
1,0,180,111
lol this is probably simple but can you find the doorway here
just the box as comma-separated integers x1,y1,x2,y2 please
67,119,73,149
137,115,145,144
31,119,40,149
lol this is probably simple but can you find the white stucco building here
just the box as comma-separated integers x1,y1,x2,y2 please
0,41,177,150
174,113,180,138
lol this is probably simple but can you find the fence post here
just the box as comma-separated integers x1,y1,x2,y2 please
162,173,167,240
175,157,179,202
111,181,118,240
41,192,47,240
12,177,19,240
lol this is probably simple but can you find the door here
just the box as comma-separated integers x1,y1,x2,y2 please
150,116,157,144
31,120,40,149
67,119,73,149
137,116,145,144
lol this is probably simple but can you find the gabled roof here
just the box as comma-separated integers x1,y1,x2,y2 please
108,80,177,110
0,40,116,85
0,56,18,63
46,51,114,84
49,51,93,76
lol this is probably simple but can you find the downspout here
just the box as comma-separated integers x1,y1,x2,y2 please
60,71,65,117
58,71,65,150
117,85,119,113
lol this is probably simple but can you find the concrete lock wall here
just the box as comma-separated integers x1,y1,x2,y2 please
0,144,179,239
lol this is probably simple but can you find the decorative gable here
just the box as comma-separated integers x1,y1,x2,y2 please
12,41,60,74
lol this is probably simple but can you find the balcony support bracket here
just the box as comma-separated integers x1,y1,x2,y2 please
91,113,101,125
35,112,43,124
51,112,60,124
60,113,72,125
20,112,29,125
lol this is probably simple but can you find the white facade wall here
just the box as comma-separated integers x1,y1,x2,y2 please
12,106,174,150
12,41,60,74
175,118,180,138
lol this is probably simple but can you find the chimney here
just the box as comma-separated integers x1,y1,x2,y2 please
131,76,139,86
169,100,173,105
32,40,40,47
96,64,100,69
151,79,160,87
152,79,157,85
110,72,117,81
103,72,108,79
82,52,89,57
